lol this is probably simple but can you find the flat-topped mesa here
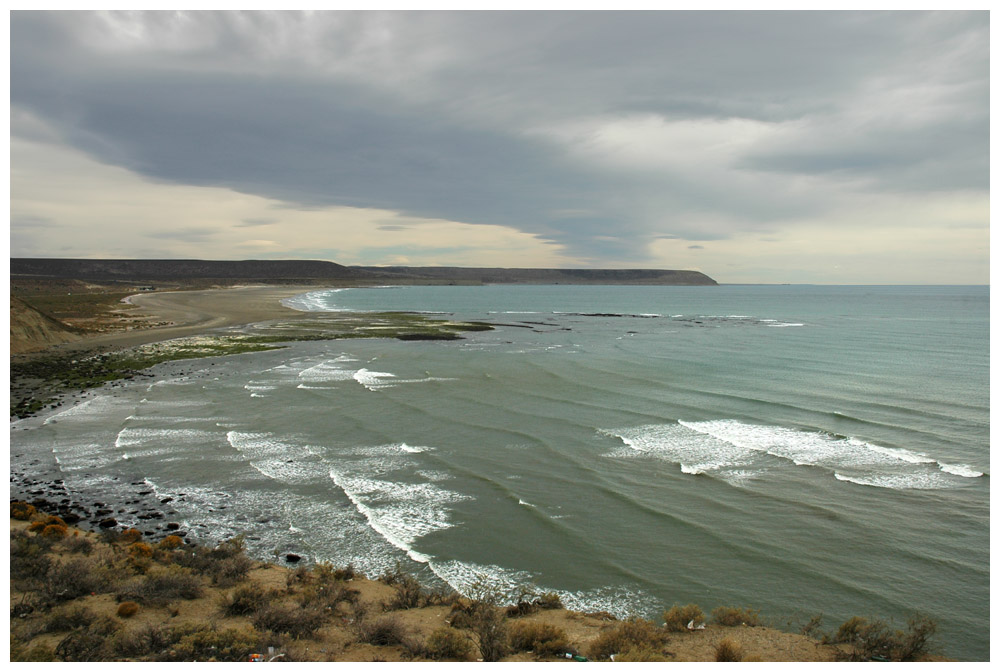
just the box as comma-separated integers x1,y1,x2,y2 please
10,258,371,282
11,258,717,286
354,266,719,285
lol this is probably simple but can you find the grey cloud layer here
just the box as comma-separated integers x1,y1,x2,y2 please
11,10,988,262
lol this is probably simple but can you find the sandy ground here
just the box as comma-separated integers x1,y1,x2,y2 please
50,285,317,352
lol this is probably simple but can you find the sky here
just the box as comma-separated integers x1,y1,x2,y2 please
8,9,990,284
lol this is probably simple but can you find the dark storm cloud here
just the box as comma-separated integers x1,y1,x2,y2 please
9,10,989,263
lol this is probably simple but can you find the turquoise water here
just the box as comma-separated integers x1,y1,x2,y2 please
10,285,989,659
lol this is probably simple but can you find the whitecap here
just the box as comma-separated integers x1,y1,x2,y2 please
938,463,984,478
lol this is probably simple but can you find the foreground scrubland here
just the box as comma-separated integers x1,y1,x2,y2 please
10,502,942,662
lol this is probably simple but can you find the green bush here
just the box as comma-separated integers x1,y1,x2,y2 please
712,606,761,627
426,627,475,661
508,620,570,658
663,603,705,632
587,618,670,661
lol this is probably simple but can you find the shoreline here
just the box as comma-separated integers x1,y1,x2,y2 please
35,285,320,354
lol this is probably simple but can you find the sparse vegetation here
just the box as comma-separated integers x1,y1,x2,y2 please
7,510,943,662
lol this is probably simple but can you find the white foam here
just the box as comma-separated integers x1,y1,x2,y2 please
938,463,984,478
281,289,352,313
115,427,214,449
354,368,397,390
679,419,931,471
430,560,535,602
607,420,972,491
299,359,357,383
834,472,952,490
329,469,470,565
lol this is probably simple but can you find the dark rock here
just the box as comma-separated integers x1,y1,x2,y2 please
166,522,180,530
285,553,302,563
98,518,118,528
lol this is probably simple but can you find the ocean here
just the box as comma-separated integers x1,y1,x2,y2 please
9,284,989,659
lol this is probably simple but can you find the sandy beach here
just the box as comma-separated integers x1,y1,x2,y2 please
56,285,317,352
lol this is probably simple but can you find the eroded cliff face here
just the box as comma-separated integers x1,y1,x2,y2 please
10,296,80,354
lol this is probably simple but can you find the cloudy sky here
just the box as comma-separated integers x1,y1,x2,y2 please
9,10,989,283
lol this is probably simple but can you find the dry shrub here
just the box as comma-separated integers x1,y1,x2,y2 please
587,618,670,661
712,606,761,627
211,554,255,587
298,581,358,611
833,615,937,662
388,573,426,609
157,624,263,662
508,621,570,658
10,530,53,585
117,601,141,618
219,581,275,617
11,639,56,662
120,565,203,604
158,535,184,550
119,528,143,544
663,603,705,632
715,637,744,661
11,500,37,520
44,605,97,633
61,534,94,555
45,557,105,601
40,523,69,538
426,627,475,661
55,616,121,661
333,564,359,581
534,592,564,610
10,501,36,520
251,603,327,639
111,624,171,658
356,614,410,647
129,542,154,558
